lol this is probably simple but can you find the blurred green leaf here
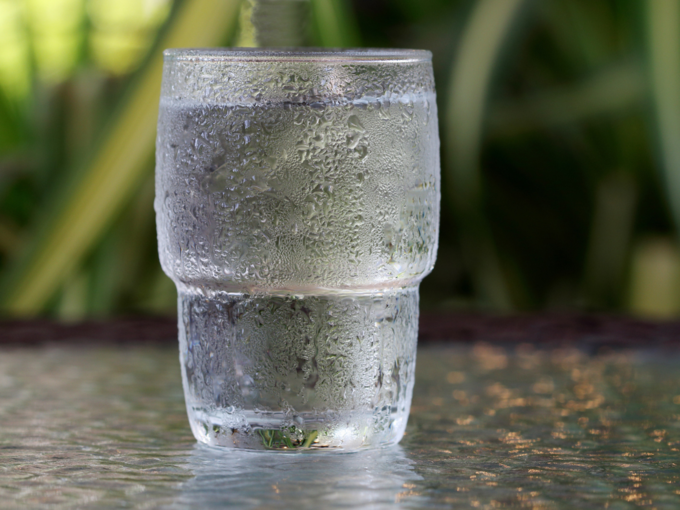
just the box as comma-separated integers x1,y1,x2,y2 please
0,0,242,315
0,216,20,256
646,0,680,233
488,60,645,138
56,268,88,322
583,173,637,306
310,0,360,47
628,236,680,317
0,90,24,155
445,0,531,309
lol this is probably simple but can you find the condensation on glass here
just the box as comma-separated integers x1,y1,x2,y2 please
155,48,440,450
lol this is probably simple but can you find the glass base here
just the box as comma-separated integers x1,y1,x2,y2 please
177,287,419,451
187,409,409,451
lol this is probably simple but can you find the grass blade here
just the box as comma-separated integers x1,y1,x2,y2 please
309,0,360,47
445,0,530,309
646,0,680,233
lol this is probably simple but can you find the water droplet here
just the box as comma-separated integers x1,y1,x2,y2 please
347,115,365,132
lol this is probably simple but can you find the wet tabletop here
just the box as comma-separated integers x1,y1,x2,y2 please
1,342,680,509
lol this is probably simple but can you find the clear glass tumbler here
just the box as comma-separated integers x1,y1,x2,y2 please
155,48,440,451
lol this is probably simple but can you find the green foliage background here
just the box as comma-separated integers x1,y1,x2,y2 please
1,0,680,319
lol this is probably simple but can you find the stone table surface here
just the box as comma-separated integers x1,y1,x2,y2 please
1,322,680,509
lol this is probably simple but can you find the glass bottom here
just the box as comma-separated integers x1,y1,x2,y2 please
187,409,409,451
177,286,419,451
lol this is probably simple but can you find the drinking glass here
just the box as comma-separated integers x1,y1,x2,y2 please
155,48,440,451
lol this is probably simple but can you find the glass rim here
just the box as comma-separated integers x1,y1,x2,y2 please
163,47,432,64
